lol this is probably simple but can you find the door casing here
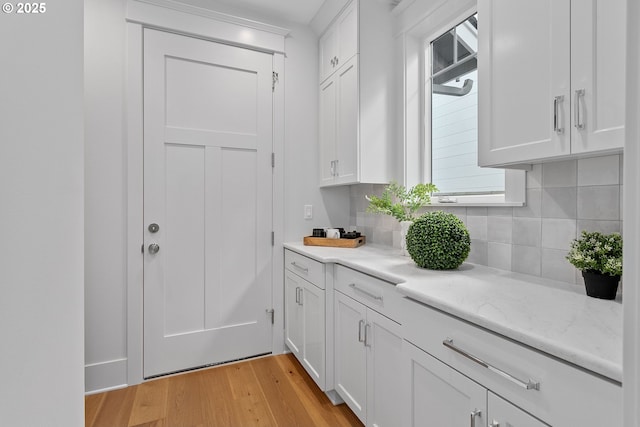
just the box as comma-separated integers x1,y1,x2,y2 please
125,5,287,386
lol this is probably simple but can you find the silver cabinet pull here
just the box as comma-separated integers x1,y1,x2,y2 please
489,421,500,427
330,160,336,177
553,95,564,134
295,287,300,304
470,409,481,427
298,288,303,306
290,261,308,273
364,323,372,347
349,283,383,301
443,338,540,391
358,319,365,343
335,56,339,66
574,89,585,129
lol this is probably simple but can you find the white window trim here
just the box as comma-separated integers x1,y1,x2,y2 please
398,0,526,207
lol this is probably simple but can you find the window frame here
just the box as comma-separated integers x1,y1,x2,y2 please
400,2,526,207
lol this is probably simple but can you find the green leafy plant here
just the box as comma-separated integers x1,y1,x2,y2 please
406,211,470,270
566,231,622,276
366,182,438,222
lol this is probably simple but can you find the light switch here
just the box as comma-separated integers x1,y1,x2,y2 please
304,205,313,219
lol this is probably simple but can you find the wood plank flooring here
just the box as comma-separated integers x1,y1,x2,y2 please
86,353,363,427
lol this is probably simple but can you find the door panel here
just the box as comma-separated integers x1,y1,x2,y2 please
143,28,273,378
404,341,487,427
334,291,367,423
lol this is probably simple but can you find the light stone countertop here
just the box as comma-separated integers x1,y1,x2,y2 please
283,242,623,383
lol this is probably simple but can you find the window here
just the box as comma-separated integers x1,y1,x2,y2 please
425,14,506,202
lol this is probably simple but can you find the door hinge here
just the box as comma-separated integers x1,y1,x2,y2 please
266,308,274,324
271,152,275,168
272,71,279,92
271,231,275,246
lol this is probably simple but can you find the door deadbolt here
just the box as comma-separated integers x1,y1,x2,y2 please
148,243,160,254
148,223,160,233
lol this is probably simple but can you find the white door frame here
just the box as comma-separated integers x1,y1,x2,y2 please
125,1,288,385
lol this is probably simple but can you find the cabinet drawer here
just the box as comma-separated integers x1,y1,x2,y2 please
284,250,325,288
334,265,402,322
401,298,621,427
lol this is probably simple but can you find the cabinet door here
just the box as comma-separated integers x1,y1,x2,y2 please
478,0,571,166
488,392,549,426
335,56,359,185
319,26,338,84
403,341,487,427
336,0,358,68
366,309,403,427
300,282,325,389
570,0,625,153
284,271,303,357
334,291,367,423
319,76,337,186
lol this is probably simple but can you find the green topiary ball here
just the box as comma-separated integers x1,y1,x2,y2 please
406,211,470,270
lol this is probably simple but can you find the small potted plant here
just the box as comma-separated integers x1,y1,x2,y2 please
566,231,622,300
366,181,438,255
405,211,470,270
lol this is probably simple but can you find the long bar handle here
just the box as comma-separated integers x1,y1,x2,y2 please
295,287,300,304
358,320,365,343
574,89,585,129
554,95,564,134
298,287,303,306
443,338,540,391
364,323,371,347
470,409,482,427
290,261,308,273
349,283,383,301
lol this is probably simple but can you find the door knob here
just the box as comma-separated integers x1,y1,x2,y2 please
148,243,160,254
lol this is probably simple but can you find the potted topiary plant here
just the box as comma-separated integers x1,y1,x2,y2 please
566,231,622,299
366,181,438,255
405,211,470,270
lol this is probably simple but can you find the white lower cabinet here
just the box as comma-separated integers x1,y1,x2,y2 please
284,269,325,390
402,298,621,427
334,289,403,426
404,340,549,427
488,392,548,427
404,341,487,427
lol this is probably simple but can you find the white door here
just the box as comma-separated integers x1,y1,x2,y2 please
284,271,304,357
300,280,325,389
335,56,358,185
570,0,626,153
319,76,337,186
334,291,367,423
478,0,570,166
366,309,403,427
403,341,487,427
143,29,273,378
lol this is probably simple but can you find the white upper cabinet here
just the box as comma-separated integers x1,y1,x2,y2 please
478,0,625,167
319,1,358,84
318,0,395,187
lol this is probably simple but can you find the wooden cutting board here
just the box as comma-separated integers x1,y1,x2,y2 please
303,236,366,248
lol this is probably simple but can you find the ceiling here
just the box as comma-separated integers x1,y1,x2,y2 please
179,0,327,25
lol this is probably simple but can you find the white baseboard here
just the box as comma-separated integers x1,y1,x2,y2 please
85,358,127,394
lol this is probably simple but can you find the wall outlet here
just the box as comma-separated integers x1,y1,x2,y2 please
304,205,313,219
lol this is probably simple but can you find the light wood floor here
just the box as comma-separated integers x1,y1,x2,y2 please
85,353,363,427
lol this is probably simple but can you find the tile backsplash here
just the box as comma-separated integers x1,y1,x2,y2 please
350,154,623,286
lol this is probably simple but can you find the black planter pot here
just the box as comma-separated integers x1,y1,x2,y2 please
582,270,620,300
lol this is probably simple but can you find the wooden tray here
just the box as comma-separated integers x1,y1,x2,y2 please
303,236,366,248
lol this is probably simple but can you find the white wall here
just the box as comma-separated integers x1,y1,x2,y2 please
83,0,347,392
84,0,129,392
0,2,85,425
283,25,351,241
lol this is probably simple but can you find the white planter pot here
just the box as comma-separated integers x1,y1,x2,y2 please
400,220,412,256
